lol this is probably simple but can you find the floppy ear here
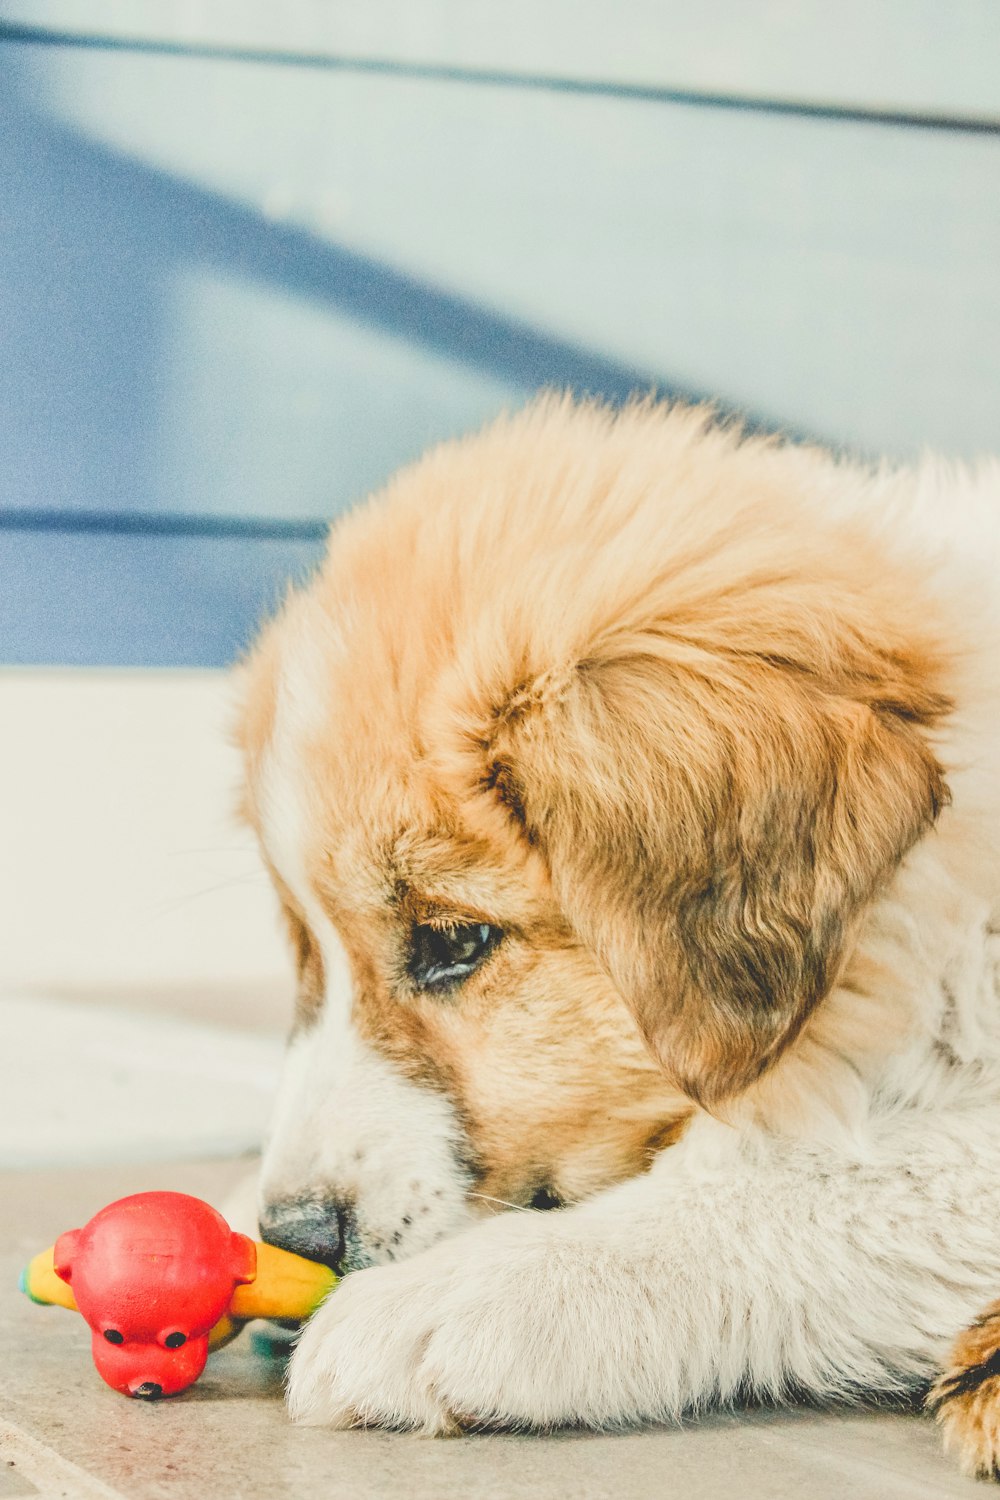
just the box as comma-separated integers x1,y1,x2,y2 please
480,635,949,1106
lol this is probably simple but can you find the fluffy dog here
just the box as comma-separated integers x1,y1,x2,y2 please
235,396,1000,1473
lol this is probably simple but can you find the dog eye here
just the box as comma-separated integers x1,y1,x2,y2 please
163,1332,187,1349
408,922,501,992
103,1329,124,1345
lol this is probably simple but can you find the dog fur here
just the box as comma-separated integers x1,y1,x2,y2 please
235,395,1000,1463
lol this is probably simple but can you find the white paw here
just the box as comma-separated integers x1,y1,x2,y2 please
285,1210,635,1432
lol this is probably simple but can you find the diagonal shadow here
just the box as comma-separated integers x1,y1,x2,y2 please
0,80,717,414
0,60,792,666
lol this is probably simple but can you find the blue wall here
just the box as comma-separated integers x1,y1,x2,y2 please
2,7,998,665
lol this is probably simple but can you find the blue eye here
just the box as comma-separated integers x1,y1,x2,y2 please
409,923,502,992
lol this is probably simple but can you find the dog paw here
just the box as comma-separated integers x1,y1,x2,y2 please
285,1252,457,1433
928,1301,1000,1480
285,1209,622,1432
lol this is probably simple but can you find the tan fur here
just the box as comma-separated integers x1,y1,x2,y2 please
929,1301,1000,1478
236,395,954,1201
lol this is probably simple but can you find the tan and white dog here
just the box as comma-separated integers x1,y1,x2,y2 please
235,396,1000,1474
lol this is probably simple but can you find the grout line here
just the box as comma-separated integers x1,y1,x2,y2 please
0,1419,127,1500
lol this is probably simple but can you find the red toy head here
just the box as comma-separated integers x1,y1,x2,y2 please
53,1191,256,1398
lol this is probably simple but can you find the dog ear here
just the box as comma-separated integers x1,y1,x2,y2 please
481,636,948,1107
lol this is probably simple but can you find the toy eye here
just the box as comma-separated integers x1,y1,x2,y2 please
164,1332,187,1349
103,1329,124,1345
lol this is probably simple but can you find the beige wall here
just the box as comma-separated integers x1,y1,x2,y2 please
0,670,290,997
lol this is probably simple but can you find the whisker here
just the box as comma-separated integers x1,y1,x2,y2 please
468,1191,530,1215
163,847,264,859
146,872,273,919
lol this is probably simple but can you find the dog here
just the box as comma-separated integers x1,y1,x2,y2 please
234,395,1000,1473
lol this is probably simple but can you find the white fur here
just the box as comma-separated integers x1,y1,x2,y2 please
257,652,473,1261
267,454,1000,1431
259,999,473,1264
288,1105,1000,1430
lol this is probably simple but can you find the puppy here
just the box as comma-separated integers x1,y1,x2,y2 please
235,395,1000,1467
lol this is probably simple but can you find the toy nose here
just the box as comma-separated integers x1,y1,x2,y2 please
130,1381,163,1400
259,1196,356,1274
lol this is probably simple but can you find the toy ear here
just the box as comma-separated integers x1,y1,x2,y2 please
53,1229,81,1284
228,1231,257,1286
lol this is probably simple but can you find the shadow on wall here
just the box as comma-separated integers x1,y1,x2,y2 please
0,64,712,522
0,58,725,665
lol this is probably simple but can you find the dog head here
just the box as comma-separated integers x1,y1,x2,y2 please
237,398,949,1271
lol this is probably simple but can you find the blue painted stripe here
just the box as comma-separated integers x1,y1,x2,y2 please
0,529,324,667
0,509,329,541
1,22,997,136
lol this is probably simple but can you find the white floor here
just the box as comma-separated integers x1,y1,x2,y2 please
0,989,282,1169
1,670,290,1172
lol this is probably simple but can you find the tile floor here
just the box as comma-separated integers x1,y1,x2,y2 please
1,1151,985,1500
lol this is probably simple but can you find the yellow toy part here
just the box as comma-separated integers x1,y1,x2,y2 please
230,1239,336,1321
21,1238,336,1350
20,1247,76,1311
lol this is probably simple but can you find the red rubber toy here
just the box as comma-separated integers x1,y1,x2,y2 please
22,1191,337,1399
50,1192,257,1399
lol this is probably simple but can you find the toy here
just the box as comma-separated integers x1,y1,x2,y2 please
20,1190,336,1399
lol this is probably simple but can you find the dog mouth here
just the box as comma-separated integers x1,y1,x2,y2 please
527,1186,564,1211
259,1179,565,1276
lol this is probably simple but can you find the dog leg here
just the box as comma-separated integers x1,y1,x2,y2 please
928,1300,1000,1479
285,1110,1000,1435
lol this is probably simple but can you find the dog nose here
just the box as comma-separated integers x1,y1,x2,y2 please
131,1382,163,1400
259,1197,355,1274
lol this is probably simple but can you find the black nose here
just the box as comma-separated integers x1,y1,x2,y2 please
132,1382,163,1400
259,1197,355,1274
